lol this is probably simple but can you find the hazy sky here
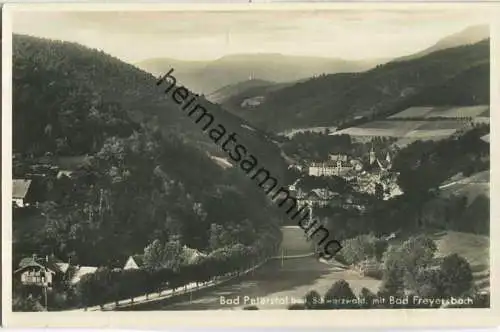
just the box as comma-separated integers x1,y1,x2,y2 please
12,9,489,63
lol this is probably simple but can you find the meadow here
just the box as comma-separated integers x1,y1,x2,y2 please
388,105,489,119
329,105,489,146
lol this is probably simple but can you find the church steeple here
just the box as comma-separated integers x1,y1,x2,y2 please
385,151,392,169
369,145,376,165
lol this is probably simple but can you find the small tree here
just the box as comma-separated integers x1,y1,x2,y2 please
359,287,376,309
323,280,358,309
399,235,437,272
143,238,183,272
380,245,406,297
378,268,405,306
439,254,474,298
76,274,97,309
341,234,378,266
304,290,322,309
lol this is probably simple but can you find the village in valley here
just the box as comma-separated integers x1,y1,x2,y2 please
289,147,401,210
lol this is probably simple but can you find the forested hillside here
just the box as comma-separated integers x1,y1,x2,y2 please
12,34,286,267
206,79,277,104
237,40,490,132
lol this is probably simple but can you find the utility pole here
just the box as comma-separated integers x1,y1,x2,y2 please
42,268,48,311
44,285,48,311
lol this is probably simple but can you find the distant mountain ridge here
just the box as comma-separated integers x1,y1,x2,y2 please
394,24,489,62
235,39,490,132
136,53,385,94
206,25,490,121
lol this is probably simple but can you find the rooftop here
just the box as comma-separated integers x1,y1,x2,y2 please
12,179,32,199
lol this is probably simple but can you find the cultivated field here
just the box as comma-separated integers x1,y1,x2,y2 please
416,120,467,130
388,105,489,119
332,121,427,137
388,106,435,119
332,120,466,145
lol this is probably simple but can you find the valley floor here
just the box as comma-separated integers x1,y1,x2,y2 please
129,257,381,310
122,230,489,311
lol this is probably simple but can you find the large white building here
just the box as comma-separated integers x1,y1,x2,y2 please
308,160,353,176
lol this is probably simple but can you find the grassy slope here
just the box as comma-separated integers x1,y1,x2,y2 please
439,170,490,199
431,230,489,292
389,229,489,293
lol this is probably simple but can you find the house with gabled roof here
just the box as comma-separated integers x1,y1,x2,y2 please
14,254,66,288
14,254,98,287
123,255,145,270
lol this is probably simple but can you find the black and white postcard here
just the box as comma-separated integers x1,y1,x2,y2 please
2,2,499,328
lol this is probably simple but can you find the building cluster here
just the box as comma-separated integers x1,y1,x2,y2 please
308,150,393,178
288,148,402,210
14,246,207,293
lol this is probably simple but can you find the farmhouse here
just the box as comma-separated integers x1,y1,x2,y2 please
14,254,99,287
14,255,67,288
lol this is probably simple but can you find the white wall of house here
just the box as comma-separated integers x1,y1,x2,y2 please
20,268,53,286
308,165,336,176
